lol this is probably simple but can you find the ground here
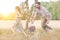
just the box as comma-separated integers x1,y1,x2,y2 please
0,20,60,40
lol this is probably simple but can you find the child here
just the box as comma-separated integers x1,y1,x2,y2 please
28,18,35,32
12,6,27,37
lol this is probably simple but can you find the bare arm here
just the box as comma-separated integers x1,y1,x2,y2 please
15,6,23,17
31,9,38,20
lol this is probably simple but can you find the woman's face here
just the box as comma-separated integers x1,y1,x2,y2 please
35,4,40,8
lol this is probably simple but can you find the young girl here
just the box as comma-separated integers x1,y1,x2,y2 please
12,6,27,37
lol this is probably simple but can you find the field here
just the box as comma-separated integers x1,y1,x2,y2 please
0,20,60,40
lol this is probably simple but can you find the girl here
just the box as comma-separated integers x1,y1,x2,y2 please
12,6,27,37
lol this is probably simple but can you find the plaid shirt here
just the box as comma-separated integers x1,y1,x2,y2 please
32,6,52,19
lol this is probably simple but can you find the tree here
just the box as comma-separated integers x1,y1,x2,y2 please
25,0,30,30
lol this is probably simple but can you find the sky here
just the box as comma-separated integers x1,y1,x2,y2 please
0,0,58,15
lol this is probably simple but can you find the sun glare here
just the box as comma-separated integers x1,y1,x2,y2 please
0,0,23,16
0,0,58,16
2,12,8,16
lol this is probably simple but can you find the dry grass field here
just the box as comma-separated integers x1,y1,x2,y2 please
0,20,60,40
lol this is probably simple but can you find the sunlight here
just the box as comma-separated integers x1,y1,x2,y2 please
0,0,58,16
0,0,25,16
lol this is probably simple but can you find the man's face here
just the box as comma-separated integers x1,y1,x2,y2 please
35,4,40,8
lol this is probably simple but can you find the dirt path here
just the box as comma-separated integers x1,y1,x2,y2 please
0,20,60,29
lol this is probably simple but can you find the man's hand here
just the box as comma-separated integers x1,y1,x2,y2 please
30,17,34,22
46,20,49,24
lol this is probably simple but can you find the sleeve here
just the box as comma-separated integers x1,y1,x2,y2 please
43,7,52,19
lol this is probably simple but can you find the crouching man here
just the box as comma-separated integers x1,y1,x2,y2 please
30,2,52,31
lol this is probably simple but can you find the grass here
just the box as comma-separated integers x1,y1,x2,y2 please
0,28,60,40
0,20,60,40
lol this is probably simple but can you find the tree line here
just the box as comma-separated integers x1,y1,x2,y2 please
20,1,60,20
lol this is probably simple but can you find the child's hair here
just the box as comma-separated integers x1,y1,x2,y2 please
15,6,22,14
15,6,20,11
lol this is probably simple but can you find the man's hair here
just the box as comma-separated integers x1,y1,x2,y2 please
36,2,41,5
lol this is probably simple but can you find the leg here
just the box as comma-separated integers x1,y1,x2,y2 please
41,18,52,31
11,26,17,35
41,18,48,31
11,27,15,34
46,25,52,30
22,30,28,37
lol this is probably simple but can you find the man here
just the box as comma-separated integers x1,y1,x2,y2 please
12,6,27,37
30,2,52,31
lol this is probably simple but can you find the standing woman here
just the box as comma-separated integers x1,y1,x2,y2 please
12,6,27,37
